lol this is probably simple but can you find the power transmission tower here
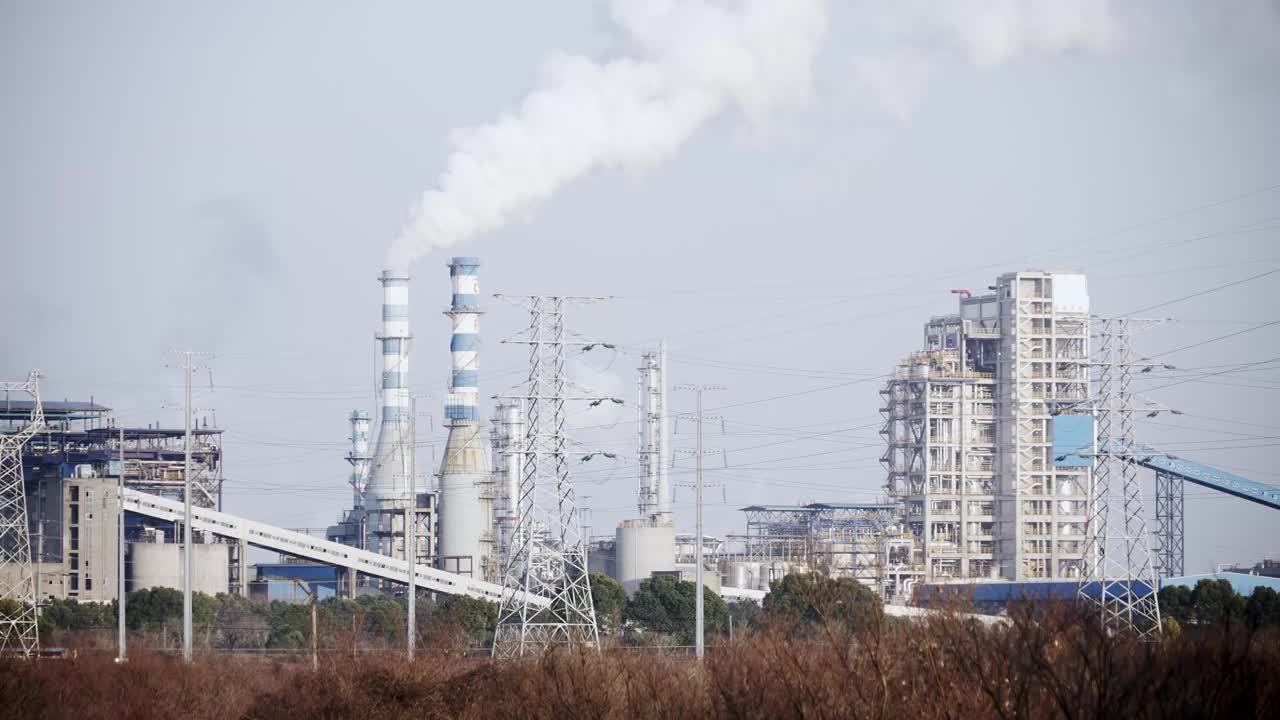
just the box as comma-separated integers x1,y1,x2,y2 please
0,371,46,657
675,384,722,659
1078,317,1162,638
492,296,601,657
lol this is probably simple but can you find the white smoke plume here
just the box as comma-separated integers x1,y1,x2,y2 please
852,0,1122,116
389,0,829,267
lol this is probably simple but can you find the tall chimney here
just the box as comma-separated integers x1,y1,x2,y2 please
366,269,412,526
437,257,493,579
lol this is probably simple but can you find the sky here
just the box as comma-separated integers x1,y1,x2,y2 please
2,0,1278,575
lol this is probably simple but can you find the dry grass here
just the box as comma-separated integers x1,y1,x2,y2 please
4,604,1277,720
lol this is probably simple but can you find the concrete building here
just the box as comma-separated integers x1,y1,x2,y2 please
4,399,231,604
881,272,1091,592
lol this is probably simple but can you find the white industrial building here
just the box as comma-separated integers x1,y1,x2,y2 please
880,271,1092,594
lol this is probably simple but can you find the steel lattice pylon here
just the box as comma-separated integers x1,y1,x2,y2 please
1154,471,1185,578
1,371,45,657
493,297,599,657
1078,318,1162,638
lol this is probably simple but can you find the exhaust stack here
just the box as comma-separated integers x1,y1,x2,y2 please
437,257,493,579
365,269,414,559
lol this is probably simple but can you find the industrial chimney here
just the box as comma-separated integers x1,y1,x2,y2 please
436,257,494,579
364,269,414,559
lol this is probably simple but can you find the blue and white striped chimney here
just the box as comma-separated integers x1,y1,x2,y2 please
444,257,481,423
365,268,413,515
438,257,493,578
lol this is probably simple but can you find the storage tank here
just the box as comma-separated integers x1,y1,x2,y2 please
131,542,230,596
729,560,765,591
615,519,676,594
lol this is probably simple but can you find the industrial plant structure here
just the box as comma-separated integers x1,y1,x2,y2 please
0,398,233,605
582,344,679,594
327,258,500,584
878,272,1092,594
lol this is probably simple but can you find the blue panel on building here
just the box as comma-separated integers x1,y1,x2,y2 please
1052,416,1094,467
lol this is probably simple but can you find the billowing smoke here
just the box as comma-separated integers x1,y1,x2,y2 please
389,0,828,267
852,0,1122,116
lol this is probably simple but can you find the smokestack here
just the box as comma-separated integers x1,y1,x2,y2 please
366,269,412,511
445,258,481,422
437,257,493,579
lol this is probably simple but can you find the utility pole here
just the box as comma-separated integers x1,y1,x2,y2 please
169,350,211,664
117,427,127,663
405,395,416,661
182,352,193,663
695,389,704,658
675,384,722,659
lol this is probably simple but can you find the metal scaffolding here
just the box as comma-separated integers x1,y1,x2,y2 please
1,372,45,657
492,296,599,657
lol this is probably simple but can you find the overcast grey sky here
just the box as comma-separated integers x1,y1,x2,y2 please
2,1,1278,573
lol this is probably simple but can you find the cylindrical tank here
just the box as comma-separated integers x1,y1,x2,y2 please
615,519,676,594
131,542,230,595
730,561,765,590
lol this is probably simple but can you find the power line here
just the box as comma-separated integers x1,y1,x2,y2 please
1125,267,1280,316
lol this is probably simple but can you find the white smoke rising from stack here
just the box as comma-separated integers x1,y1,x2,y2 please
389,0,829,267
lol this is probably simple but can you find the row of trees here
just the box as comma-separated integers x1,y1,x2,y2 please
28,572,885,650
1158,579,1280,628
590,571,883,645
35,573,1271,649
32,587,498,650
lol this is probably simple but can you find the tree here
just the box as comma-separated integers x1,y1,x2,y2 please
725,600,761,638
213,593,270,649
762,573,883,631
624,575,727,645
1245,586,1280,628
1157,585,1193,624
433,595,498,644
125,587,183,630
41,598,116,630
356,593,406,644
588,572,627,635
1190,579,1244,624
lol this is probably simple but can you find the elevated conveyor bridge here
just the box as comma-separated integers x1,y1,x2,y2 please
1129,446,1280,577
123,488,547,606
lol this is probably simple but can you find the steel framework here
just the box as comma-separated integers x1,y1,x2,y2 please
1078,317,1162,638
1,371,45,656
1154,471,1185,578
493,297,599,657
635,345,670,522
